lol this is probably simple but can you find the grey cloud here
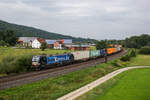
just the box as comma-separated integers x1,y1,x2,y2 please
0,0,150,40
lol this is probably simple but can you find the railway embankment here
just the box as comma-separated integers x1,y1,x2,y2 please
57,66,150,100
0,50,129,100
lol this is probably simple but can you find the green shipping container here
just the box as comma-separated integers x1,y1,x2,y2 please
90,50,100,58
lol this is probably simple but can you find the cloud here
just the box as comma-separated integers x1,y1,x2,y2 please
0,0,150,40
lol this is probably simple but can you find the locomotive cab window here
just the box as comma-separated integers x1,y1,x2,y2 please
32,56,40,62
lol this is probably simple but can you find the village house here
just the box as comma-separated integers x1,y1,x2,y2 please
18,37,37,47
53,40,63,49
45,39,72,49
32,38,45,48
18,37,73,49
45,40,56,48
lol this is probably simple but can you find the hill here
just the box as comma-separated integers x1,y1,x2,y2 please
0,20,96,43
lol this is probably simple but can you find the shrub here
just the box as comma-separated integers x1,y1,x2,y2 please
111,60,121,67
120,55,130,61
0,55,32,74
16,55,33,71
129,49,136,57
139,46,150,54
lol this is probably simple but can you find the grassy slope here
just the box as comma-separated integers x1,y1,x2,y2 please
76,54,150,100
0,51,149,100
0,61,119,100
0,47,70,62
128,54,150,66
77,69,150,100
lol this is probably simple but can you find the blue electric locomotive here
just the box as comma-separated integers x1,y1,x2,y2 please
32,53,74,70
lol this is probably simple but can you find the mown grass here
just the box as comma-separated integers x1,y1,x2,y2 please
0,59,123,100
128,54,150,66
76,68,150,100
76,54,150,100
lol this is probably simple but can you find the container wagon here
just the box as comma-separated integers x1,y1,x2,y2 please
107,48,113,55
100,49,107,56
90,50,100,58
112,48,117,53
71,51,90,61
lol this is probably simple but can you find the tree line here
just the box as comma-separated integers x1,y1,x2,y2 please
0,30,18,46
96,34,150,49
123,34,150,48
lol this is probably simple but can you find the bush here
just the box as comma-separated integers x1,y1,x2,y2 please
139,46,150,54
120,55,130,61
111,60,121,67
129,49,136,57
0,55,32,74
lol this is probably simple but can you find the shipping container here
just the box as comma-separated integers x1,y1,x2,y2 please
116,47,120,52
107,48,113,54
112,48,117,53
90,50,100,58
71,51,90,60
46,54,73,65
100,49,106,56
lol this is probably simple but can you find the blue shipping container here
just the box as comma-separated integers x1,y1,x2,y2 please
100,49,106,56
46,54,71,65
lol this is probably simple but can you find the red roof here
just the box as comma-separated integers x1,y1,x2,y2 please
37,38,45,43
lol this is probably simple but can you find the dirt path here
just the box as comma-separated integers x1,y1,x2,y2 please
57,66,150,100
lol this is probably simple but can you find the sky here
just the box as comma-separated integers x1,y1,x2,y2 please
0,0,150,40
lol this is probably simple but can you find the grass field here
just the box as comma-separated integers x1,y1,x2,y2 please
128,54,150,66
76,68,150,100
0,50,150,100
76,54,150,100
0,47,70,75
0,60,120,100
0,47,70,62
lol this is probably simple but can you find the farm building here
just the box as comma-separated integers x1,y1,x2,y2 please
46,40,56,48
32,38,46,48
54,40,63,49
53,39,72,49
18,37,37,47
46,39,72,49
65,44,90,51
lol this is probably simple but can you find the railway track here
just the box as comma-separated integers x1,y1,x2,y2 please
0,50,127,90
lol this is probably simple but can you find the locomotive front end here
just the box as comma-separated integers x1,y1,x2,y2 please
32,56,41,68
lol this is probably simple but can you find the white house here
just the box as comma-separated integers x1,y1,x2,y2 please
18,37,37,46
32,38,45,48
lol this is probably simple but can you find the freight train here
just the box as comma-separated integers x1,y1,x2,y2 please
32,47,122,70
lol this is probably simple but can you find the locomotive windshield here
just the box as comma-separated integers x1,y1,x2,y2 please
32,56,40,62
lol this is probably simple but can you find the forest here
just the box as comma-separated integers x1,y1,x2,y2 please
0,20,95,43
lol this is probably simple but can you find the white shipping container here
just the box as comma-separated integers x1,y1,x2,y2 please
71,51,90,60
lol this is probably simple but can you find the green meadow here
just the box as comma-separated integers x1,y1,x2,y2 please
0,47,70,75
0,47,70,62
76,68,150,100
0,49,150,100
76,54,150,100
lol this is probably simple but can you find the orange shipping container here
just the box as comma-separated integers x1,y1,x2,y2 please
107,48,113,54
112,48,117,53
107,48,117,54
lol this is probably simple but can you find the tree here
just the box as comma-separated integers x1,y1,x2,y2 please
40,42,47,51
124,34,150,48
96,40,107,50
0,30,18,46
